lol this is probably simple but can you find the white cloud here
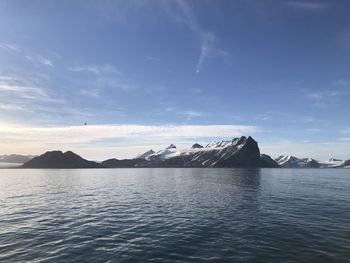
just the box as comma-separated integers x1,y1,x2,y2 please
165,0,229,73
305,89,350,107
38,56,53,67
0,104,27,112
0,76,58,102
69,64,131,93
79,89,99,98
0,124,259,142
181,110,204,119
69,64,120,75
0,82,47,99
196,33,213,73
0,43,21,52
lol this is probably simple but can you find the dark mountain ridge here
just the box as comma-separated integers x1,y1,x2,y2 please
21,151,103,168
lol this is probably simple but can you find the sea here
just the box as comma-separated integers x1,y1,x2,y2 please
0,168,349,262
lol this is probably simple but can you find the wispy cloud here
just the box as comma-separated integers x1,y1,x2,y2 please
332,79,349,87
0,74,63,120
285,1,328,11
305,89,350,107
306,128,322,132
196,33,213,73
188,88,202,93
165,0,229,73
0,43,21,52
69,64,133,95
0,42,54,67
37,56,53,67
79,88,100,98
0,124,260,142
181,110,204,120
69,64,120,75
0,81,48,100
145,56,161,62
0,104,28,112
195,33,230,73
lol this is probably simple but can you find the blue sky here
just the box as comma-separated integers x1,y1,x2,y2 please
0,0,349,160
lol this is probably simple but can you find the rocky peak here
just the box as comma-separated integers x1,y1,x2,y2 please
191,143,203,149
166,144,176,149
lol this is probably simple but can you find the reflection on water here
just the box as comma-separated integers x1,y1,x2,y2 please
0,168,350,262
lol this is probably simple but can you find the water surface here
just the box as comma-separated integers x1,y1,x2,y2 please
0,168,349,262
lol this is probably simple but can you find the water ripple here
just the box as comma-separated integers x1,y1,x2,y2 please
0,168,350,262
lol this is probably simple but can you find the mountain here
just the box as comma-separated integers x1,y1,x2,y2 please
102,158,147,168
275,156,320,168
136,150,155,159
340,160,350,168
18,137,348,169
147,144,181,161
328,158,342,162
260,154,280,168
185,136,261,167
191,143,203,149
319,158,344,168
0,154,35,163
103,136,271,168
21,151,104,168
330,159,350,168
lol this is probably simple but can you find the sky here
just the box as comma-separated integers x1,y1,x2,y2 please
0,0,349,161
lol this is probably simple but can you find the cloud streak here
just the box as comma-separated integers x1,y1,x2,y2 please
0,124,260,144
0,76,58,102
0,42,54,67
196,34,212,73
69,64,133,93
305,89,350,107
69,64,120,75
166,0,229,73
0,43,21,52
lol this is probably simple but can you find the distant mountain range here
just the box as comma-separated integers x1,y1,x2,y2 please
21,151,104,168
0,154,35,163
17,136,350,169
275,156,349,168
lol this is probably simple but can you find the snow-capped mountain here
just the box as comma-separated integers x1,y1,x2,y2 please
319,158,344,168
275,156,320,168
103,136,268,168
136,150,155,160
20,136,350,169
339,160,350,168
147,144,181,161
323,159,350,168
